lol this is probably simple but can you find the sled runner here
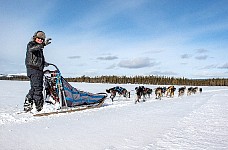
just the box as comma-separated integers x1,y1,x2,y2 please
34,64,107,116
33,101,105,116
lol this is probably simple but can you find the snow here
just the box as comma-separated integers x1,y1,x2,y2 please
0,80,228,150
7,73,27,77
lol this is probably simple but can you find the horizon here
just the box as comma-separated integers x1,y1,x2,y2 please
1,72,228,81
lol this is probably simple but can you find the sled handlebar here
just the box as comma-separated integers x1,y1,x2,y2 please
44,63,61,77
47,63,60,72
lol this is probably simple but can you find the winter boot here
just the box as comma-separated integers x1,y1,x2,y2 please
24,96,34,112
35,100,44,112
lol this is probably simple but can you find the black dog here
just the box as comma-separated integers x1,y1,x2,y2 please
135,86,152,103
178,86,186,97
187,87,198,95
106,86,130,102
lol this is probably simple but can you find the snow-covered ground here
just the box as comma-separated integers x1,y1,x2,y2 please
0,80,228,150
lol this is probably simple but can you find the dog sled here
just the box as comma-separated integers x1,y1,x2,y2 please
35,64,107,116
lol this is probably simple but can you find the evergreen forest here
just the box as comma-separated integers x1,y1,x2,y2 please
1,75,228,86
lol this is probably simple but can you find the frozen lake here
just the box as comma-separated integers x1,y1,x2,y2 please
0,80,228,150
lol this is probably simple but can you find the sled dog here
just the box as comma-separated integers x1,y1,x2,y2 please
166,86,176,98
178,86,186,97
106,86,130,102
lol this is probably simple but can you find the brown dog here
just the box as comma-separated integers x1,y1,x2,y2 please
166,86,176,98
155,87,163,100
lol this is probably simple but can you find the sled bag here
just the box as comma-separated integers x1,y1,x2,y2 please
62,78,105,107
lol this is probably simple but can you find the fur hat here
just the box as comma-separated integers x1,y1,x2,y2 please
33,31,46,40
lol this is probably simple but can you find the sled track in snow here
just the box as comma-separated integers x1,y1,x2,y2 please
143,92,228,150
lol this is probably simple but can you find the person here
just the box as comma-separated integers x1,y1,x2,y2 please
24,31,52,112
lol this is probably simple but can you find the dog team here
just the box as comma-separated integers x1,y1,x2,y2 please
106,85,202,103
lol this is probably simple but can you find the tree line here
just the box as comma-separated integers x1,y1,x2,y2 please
1,75,227,86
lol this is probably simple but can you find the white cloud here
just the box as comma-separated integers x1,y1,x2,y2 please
68,56,81,59
202,64,218,69
181,54,192,59
218,63,228,69
195,55,208,60
97,56,118,60
118,57,154,69
196,48,209,54
148,71,178,76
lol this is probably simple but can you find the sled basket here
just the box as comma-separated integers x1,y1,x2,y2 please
62,77,107,107
44,64,107,109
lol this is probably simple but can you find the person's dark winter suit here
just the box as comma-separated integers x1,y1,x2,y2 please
24,31,51,112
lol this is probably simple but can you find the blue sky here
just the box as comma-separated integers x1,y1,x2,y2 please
1,0,228,79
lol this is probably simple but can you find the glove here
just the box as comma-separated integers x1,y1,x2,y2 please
44,62,50,67
44,38,52,46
